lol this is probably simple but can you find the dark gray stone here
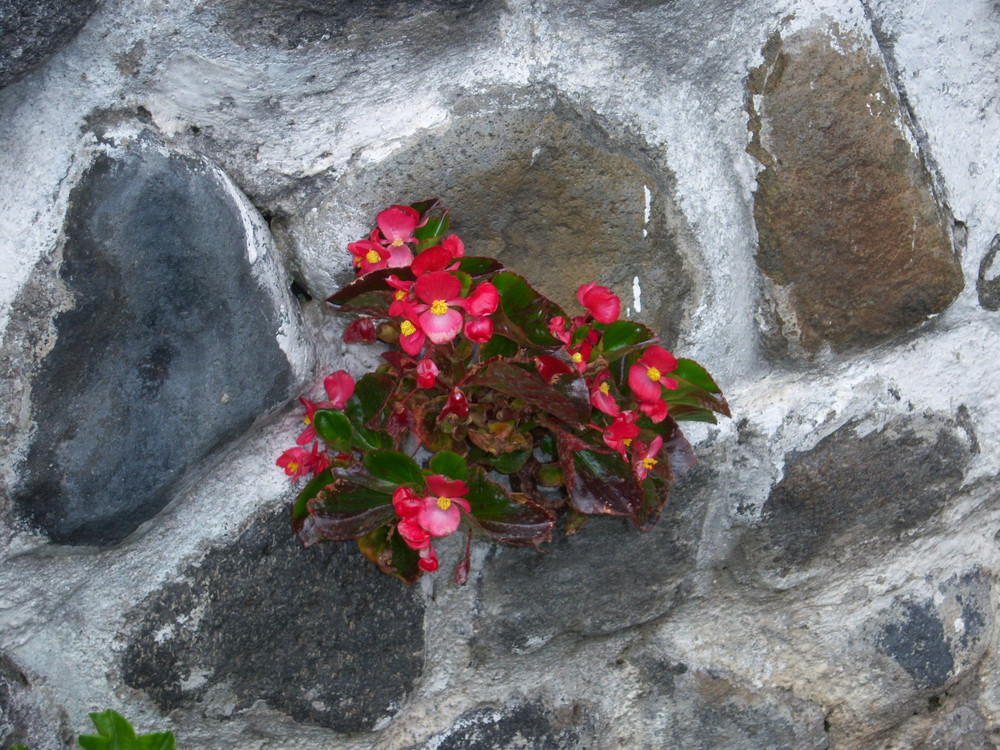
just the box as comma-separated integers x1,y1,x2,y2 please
876,599,954,689
407,702,595,750
11,145,295,545
473,463,712,655
122,505,425,732
977,234,1000,311
0,0,101,89
748,414,969,570
212,0,503,51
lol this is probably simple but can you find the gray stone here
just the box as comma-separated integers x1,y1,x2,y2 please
10,144,296,545
407,702,595,750
0,653,70,750
876,599,954,689
0,0,101,89
977,234,1000,311
473,464,713,655
748,26,963,355
747,414,970,570
122,505,425,733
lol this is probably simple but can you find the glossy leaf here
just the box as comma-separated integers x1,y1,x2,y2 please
674,357,723,394
480,333,519,361
570,450,643,517
457,256,504,276
491,448,531,474
344,374,394,449
313,409,352,451
327,268,412,314
429,451,468,480
78,711,175,750
602,320,657,352
469,361,584,428
491,271,565,346
292,467,334,524
363,450,425,486
409,198,441,218
465,467,554,545
357,524,421,584
414,213,449,242
305,481,395,541
634,478,669,531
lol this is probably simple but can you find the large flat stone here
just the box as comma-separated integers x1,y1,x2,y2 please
11,144,296,545
0,0,101,89
748,27,963,355
407,702,595,750
122,505,425,733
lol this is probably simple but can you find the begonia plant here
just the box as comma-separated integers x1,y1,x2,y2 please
278,200,729,584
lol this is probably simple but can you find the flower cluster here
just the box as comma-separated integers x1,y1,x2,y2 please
277,201,729,584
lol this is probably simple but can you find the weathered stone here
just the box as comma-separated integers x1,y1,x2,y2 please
212,0,503,51
877,599,954,689
11,144,296,545
474,463,712,655
630,658,829,750
0,653,70,750
407,702,595,750
748,27,963,354
122,505,424,732
0,0,101,89
977,234,1000,311
747,414,970,570
301,91,694,346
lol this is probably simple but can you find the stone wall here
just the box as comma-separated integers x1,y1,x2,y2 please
1,0,999,748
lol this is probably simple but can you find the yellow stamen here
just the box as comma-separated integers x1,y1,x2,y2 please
400,320,417,336
365,249,381,265
391,238,405,247
572,352,583,363
430,299,449,315
599,382,610,395
394,290,406,301
647,366,662,381
353,257,361,267
287,462,299,472
622,438,632,447
437,496,452,510
303,415,312,425
642,457,657,470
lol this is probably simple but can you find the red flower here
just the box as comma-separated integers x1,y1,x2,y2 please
632,435,663,480
393,486,423,519
411,245,457,276
440,387,469,420
441,234,464,258
417,475,471,536
589,371,620,417
348,236,389,275
534,355,573,383
414,271,466,344
466,282,499,316
296,397,321,444
418,544,439,572
343,318,376,344
377,205,419,264
324,370,355,408
395,300,427,356
639,398,668,423
602,411,640,458
577,282,620,324
416,358,439,388
464,315,493,343
276,443,327,480
628,345,679,402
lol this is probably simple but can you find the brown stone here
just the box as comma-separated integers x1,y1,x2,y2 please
748,27,963,355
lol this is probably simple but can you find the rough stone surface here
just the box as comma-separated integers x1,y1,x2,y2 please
122,505,425,732
0,653,70,750
0,0,101,89
293,91,694,346
748,26,964,355
473,464,712,655
406,702,595,750
745,414,970,571
977,233,1000,311
9,145,296,546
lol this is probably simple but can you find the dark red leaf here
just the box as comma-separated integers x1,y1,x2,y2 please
468,361,585,428
357,524,422,584
569,450,643,517
465,467,554,545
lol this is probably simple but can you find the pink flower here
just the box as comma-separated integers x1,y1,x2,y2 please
441,234,464,258
411,245,457,276
324,370,355,408
276,443,327,480
602,411,640,459
465,282,499,316
398,517,430,550
577,282,620,324
628,345,679,403
417,475,471,537
464,315,493,343
395,300,427,356
589,372,620,417
632,436,663,480
418,544,439,572
534,355,573,383
377,205,418,250
296,397,321,444
348,237,389,275
393,486,423,519
548,316,571,345
416,358,439,388
639,398,668,424
568,340,593,374
414,271,466,344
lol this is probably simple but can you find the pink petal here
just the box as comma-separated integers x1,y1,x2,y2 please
324,371,355,408
464,315,493,344
418,499,461,536
412,246,454,276
581,285,620,324
414,271,462,305
386,244,414,268
393,487,423,518
426,475,470,498
441,234,465,258
399,328,426,356
377,205,419,242
419,307,464,344
534,355,573,383
466,282,499,316
639,398,668,423
639,345,678,375
628,363,662,402
398,517,430,549
416,358,439,388
418,544,439,571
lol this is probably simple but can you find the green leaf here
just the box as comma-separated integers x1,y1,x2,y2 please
454,269,473,297
457,256,504,276
491,271,565,346
409,198,441,218
673,357,722,394
479,333,518,360
292,468,334,523
363,450,425,486
602,320,657,352
491,448,531,474
344,374,394,449
414,213,449,241
313,409,352,451
357,525,421,584
468,361,585,428
77,711,175,750
536,462,564,486
10,745,31,750
429,451,468,480
465,466,555,545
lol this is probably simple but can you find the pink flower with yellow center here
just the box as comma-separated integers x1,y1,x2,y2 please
601,411,640,458
414,271,467,345
276,443,328,480
376,206,419,266
393,300,427,356
628,345,679,403
589,371,620,417
348,238,389,275
417,475,472,537
632,436,664,481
